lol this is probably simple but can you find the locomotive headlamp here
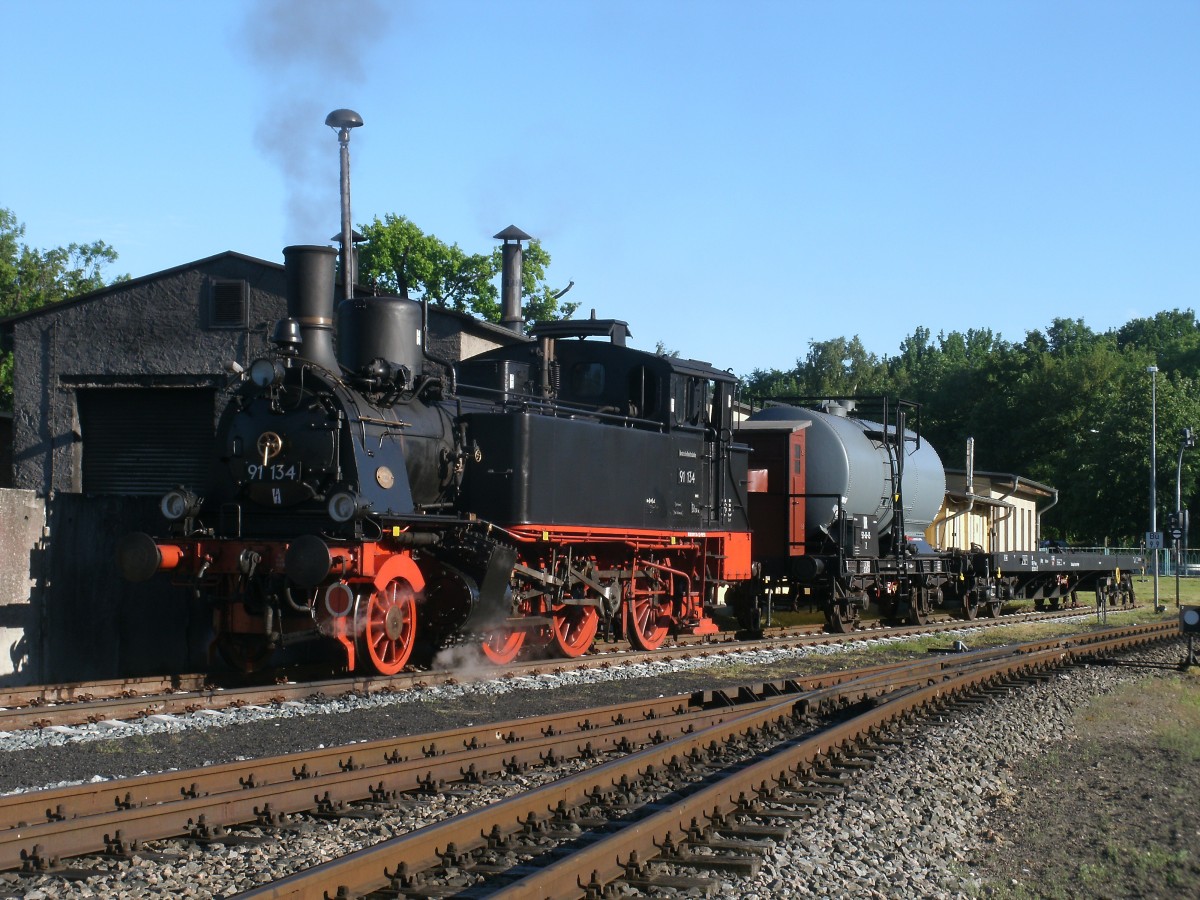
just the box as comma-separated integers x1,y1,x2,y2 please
160,487,202,521
249,358,286,389
270,318,302,355
328,489,366,523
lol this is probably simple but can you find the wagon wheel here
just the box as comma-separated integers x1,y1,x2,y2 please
906,588,931,626
985,599,1004,618
626,591,669,651
480,627,526,665
825,604,854,634
548,602,600,658
215,633,273,674
825,591,862,633
960,595,978,621
358,577,418,675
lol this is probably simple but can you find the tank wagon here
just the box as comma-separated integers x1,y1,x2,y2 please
730,398,1143,632
119,246,752,674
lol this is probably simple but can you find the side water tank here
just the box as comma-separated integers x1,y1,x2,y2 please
336,295,424,377
747,404,945,537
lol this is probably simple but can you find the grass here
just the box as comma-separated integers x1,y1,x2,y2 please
973,673,1200,899
1131,572,1200,607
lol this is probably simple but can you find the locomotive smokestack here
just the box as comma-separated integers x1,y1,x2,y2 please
495,225,532,335
283,244,340,371
325,108,363,302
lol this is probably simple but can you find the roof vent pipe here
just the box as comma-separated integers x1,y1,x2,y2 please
966,436,975,497
495,225,532,335
326,108,363,303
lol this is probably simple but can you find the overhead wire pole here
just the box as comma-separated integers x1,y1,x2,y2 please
1149,365,1161,613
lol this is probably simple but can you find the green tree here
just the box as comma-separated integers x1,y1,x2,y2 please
497,240,579,325
356,215,577,326
1,208,125,407
741,336,887,401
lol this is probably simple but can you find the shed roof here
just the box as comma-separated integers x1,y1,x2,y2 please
0,249,531,349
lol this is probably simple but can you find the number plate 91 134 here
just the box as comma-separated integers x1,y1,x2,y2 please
246,462,302,482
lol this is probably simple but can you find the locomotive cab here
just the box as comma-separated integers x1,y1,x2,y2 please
457,319,747,537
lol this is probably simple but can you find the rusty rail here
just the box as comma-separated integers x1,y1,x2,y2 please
234,621,1176,898
0,605,1116,733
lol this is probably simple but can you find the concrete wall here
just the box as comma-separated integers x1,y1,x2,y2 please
0,491,206,686
0,489,45,684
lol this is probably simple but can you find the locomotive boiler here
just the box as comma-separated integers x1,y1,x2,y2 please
118,244,754,674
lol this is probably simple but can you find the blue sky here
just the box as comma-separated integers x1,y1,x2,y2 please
3,1,1197,377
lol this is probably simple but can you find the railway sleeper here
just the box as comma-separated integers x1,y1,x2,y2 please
615,870,718,896
713,820,792,841
683,824,777,856
656,834,763,876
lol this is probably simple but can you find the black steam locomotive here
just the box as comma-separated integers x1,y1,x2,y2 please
119,245,753,673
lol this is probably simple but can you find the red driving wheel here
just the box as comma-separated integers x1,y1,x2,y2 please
625,591,669,651
480,627,526,664
549,603,599,658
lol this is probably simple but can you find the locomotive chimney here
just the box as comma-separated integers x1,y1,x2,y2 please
325,108,363,302
283,244,340,371
495,225,532,335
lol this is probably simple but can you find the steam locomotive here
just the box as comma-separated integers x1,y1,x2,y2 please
118,245,752,673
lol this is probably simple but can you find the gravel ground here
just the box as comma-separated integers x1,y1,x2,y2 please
0,627,1193,898
0,634,930,794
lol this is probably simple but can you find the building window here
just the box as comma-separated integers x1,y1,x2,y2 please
209,280,247,329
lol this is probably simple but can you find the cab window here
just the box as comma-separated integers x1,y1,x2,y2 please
568,362,606,399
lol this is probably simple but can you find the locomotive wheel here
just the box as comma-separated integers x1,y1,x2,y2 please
550,603,599,658
626,594,669,651
481,627,526,665
215,633,273,673
359,578,418,675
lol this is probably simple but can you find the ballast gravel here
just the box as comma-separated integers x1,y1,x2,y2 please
0,623,1012,789
0,625,1188,898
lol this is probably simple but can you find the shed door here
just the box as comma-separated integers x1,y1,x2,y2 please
78,388,214,495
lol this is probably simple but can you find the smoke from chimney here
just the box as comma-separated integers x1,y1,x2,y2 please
238,0,394,243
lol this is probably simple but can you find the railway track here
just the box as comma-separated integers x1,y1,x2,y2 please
0,620,1176,897
0,605,1117,734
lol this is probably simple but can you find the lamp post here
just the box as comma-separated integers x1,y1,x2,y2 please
1148,365,1161,612
1175,427,1195,607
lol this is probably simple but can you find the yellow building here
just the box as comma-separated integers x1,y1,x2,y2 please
927,468,1056,554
